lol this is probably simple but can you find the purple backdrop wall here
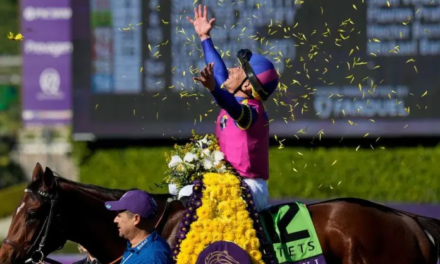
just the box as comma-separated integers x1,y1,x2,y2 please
20,0,72,125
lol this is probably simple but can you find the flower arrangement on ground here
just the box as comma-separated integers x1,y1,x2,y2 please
163,130,235,189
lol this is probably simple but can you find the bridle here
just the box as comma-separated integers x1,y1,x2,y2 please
3,183,66,264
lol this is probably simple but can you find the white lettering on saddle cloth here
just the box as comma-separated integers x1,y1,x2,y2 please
275,241,316,258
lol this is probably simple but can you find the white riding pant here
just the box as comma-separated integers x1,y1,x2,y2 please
169,178,269,212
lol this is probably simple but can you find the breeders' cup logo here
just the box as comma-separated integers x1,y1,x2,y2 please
23,7,72,21
37,68,64,100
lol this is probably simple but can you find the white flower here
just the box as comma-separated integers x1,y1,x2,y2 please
197,135,209,149
168,155,183,168
203,158,213,170
212,150,224,164
183,152,198,163
202,150,226,171
217,164,226,173
168,154,195,172
201,148,211,158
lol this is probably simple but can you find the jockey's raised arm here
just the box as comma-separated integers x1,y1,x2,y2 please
200,38,255,125
187,5,248,123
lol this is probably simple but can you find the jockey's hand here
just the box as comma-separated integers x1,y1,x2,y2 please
193,62,216,92
186,4,215,40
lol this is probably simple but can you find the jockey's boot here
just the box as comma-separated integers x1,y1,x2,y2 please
179,196,190,208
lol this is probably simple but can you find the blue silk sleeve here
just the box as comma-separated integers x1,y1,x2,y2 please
201,38,228,89
201,38,242,120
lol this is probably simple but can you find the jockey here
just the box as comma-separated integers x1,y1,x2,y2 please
169,5,279,212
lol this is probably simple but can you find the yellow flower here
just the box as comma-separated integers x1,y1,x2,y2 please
186,231,200,243
211,231,222,241
217,201,229,211
194,244,206,255
176,253,190,264
249,250,262,261
191,254,198,263
200,232,213,244
245,229,257,240
222,209,235,219
237,210,249,221
223,232,235,242
179,240,194,253
250,238,260,249
197,207,211,219
230,187,241,197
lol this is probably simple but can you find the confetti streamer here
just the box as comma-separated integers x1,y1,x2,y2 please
7,32,23,41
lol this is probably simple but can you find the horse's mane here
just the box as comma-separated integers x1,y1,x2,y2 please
29,170,173,201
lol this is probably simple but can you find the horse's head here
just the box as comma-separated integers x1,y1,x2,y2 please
0,163,66,264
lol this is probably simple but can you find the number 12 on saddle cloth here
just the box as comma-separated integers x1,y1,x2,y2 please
259,203,327,264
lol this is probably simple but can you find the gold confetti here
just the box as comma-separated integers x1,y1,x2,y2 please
387,1,390,6
133,109,136,115
356,145,361,151
352,4,357,10
421,90,428,97
95,104,99,109
331,160,337,166
7,32,23,41
414,66,418,73
140,67,143,72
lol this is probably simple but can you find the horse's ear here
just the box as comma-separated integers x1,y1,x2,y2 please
42,167,55,190
32,163,44,181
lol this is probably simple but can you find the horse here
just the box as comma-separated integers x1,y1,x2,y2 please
1,163,440,264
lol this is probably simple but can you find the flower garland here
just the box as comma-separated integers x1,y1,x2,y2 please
173,173,276,264
172,180,204,260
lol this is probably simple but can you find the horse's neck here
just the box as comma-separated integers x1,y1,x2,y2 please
60,182,126,263
159,200,186,246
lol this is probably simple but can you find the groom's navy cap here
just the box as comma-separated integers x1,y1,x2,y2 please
104,190,157,219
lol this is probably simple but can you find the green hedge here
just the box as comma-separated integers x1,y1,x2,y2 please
0,183,27,218
79,145,440,203
1,145,439,219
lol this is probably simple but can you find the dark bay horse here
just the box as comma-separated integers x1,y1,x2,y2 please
1,163,440,264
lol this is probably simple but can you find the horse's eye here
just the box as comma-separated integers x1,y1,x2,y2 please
27,211,37,219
